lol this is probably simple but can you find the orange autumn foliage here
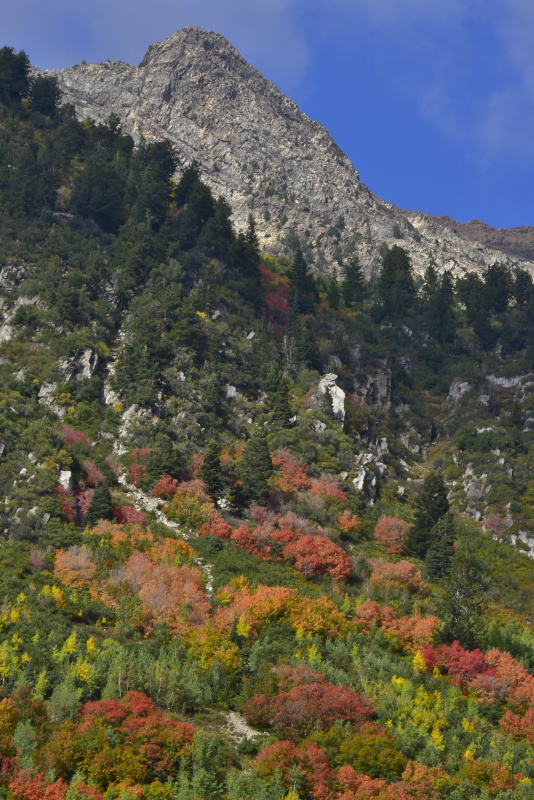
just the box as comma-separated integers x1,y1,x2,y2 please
8,771,67,800
213,581,351,640
54,546,96,588
354,601,439,649
369,560,428,594
338,511,361,534
471,648,534,705
254,740,333,800
112,553,209,633
283,534,352,581
152,474,180,499
271,450,311,491
199,511,233,539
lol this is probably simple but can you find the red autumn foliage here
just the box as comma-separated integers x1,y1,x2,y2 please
385,615,441,650
128,448,151,487
369,560,428,594
471,648,534,705
77,489,93,518
254,740,333,800
272,450,311,491
483,513,512,537
501,706,534,743
112,553,209,633
8,771,67,800
152,474,180,499
338,511,361,534
112,505,147,526
83,460,104,487
243,681,375,740
44,692,195,788
199,510,233,539
354,601,440,649
28,547,48,572
422,641,486,684
374,516,409,554
59,426,93,447
336,766,389,799
54,487,77,524
309,476,348,502
276,663,325,691
190,452,203,477
283,534,352,581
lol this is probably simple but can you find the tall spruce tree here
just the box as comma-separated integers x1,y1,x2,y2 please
343,254,365,306
271,380,293,428
426,512,455,581
86,484,114,526
200,439,225,500
240,427,273,502
407,471,450,558
288,247,317,313
438,538,489,648
376,245,415,319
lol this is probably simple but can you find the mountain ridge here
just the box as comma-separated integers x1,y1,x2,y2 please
43,26,534,279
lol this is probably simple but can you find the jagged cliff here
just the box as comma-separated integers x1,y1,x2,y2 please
45,26,534,278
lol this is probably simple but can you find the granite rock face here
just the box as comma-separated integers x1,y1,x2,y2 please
45,27,534,278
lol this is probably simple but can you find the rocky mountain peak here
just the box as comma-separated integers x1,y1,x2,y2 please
45,28,534,278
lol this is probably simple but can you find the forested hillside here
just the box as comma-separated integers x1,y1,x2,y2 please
3,45,534,800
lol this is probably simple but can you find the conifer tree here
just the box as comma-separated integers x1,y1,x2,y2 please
240,427,273,502
426,512,455,581
0,46,31,107
327,270,341,310
288,247,317,313
86,483,114,526
407,471,449,558
271,380,293,428
438,538,489,648
200,439,225,500
376,245,415,319
343,254,365,306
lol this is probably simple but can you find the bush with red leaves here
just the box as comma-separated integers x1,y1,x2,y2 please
374,516,409,554
254,740,333,800
243,681,375,740
59,426,93,447
283,534,352,581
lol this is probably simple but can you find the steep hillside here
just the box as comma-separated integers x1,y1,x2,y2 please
45,27,534,279
4,43,534,800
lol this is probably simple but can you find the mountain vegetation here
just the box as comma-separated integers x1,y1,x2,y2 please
2,46,534,799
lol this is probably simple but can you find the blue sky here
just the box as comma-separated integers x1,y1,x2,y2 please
4,0,533,229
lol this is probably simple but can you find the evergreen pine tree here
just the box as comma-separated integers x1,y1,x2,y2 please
271,380,293,428
426,512,455,581
146,436,182,483
0,46,31,107
327,270,341,310
434,271,456,343
288,247,317,313
438,538,489,648
407,471,450,558
343,254,365,306
200,439,225,500
240,427,273,503
376,245,415,319
86,483,114,526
